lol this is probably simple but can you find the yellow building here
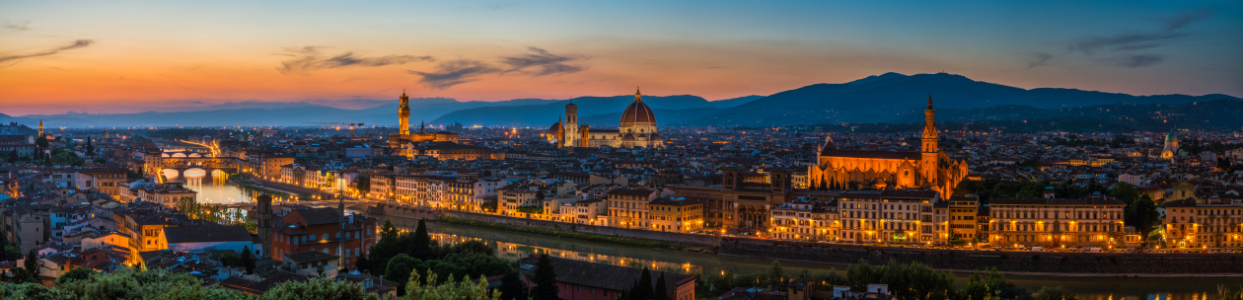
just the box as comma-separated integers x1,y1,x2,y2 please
807,96,968,198
948,196,979,241
769,199,840,241
989,197,1127,249
606,188,655,228
1162,199,1243,249
647,197,703,233
115,211,183,253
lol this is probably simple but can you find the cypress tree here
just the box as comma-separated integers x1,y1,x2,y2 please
637,268,653,300
653,272,668,300
85,136,94,157
412,218,431,259
531,254,561,300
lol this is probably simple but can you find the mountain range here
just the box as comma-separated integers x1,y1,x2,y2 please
1,72,1236,129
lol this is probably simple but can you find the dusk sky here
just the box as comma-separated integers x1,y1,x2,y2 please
1,0,1240,115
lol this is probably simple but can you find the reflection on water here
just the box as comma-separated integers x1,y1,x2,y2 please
372,215,1242,300
429,232,703,274
163,169,254,204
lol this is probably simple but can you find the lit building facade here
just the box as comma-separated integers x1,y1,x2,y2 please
807,96,968,198
989,197,1127,249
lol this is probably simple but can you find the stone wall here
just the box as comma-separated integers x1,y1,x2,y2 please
369,203,442,220
441,211,722,247
718,238,1243,275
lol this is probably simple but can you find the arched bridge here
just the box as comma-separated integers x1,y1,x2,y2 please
145,156,242,178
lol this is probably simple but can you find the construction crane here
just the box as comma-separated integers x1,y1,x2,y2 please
304,122,366,137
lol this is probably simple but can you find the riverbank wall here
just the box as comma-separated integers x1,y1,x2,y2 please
439,211,722,248
718,238,1243,275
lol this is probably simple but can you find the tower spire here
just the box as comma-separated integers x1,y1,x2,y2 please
635,86,642,102
927,92,933,109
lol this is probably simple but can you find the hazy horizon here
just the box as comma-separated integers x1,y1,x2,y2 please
2,1,1241,116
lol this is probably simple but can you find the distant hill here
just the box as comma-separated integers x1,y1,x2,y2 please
814,99,1243,133
430,95,755,127
2,72,1236,129
685,72,1237,126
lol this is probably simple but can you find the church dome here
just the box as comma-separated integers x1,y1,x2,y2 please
650,133,662,141
620,88,655,126
622,134,636,141
549,121,562,135
1165,131,1178,143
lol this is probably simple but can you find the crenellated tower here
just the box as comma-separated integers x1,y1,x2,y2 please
399,91,411,135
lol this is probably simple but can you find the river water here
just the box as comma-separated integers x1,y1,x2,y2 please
368,215,1240,300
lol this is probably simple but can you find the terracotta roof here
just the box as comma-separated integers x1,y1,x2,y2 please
163,225,253,244
620,95,656,125
283,251,338,264
991,197,1126,206
819,149,921,160
519,255,692,296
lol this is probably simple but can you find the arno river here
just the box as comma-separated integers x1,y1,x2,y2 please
175,167,1240,299
374,215,1240,300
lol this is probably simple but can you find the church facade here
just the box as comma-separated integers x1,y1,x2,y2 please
549,88,663,148
807,96,968,198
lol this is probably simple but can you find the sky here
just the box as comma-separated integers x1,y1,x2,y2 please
1,0,1241,116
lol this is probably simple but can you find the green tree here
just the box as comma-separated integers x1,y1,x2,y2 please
261,277,380,300
766,261,785,286
402,271,500,300
355,175,371,194
530,255,561,300
35,136,49,149
366,220,402,276
24,250,41,275
1127,195,1161,235
412,219,432,259
0,282,76,300
653,272,668,300
85,136,95,157
1032,286,1078,300
6,150,15,164
497,269,529,300
448,240,495,256
241,246,256,274
55,267,95,285
386,254,420,295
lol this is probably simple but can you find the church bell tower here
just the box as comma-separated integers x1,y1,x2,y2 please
564,103,578,148
921,94,939,183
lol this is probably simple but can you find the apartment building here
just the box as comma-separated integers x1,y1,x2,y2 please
989,196,1127,249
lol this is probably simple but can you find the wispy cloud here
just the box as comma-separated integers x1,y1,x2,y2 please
3,21,29,31
1027,9,1213,69
408,59,501,89
500,47,586,76
1113,54,1166,68
1069,32,1185,55
1027,52,1054,68
0,39,94,64
278,46,433,74
1162,8,1214,31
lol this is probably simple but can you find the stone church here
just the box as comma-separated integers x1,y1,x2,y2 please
806,96,969,197
549,88,663,148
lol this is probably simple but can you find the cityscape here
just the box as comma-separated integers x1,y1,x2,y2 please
2,1,1243,300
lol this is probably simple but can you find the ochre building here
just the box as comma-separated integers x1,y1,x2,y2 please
807,96,968,197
